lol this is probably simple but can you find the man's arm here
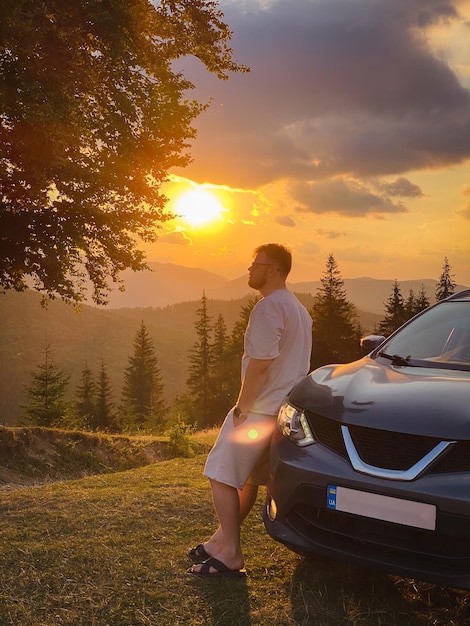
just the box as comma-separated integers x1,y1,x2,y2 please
235,357,274,420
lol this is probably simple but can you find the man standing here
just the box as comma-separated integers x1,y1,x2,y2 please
189,243,312,578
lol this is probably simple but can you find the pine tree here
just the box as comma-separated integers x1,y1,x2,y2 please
310,254,359,369
186,292,213,427
224,296,259,407
404,284,430,321
121,321,166,431
75,365,96,430
436,257,457,301
209,314,231,420
404,289,416,319
379,280,408,335
414,284,430,314
95,360,116,432
24,345,70,427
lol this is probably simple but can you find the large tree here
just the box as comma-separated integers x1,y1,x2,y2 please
186,291,213,427
209,313,231,419
95,360,117,431
310,254,359,369
0,0,246,304
121,320,166,430
223,296,258,408
75,364,96,430
24,344,70,426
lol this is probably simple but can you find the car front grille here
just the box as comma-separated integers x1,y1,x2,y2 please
307,411,470,474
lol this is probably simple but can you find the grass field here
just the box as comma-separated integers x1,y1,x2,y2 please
1,440,470,625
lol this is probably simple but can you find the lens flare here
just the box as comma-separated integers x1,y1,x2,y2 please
230,419,276,445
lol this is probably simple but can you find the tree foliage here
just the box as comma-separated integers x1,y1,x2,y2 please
186,291,213,427
121,320,167,430
223,295,258,407
379,280,408,336
404,285,430,319
310,254,360,368
24,344,70,426
180,294,258,428
75,364,96,429
380,281,433,336
0,0,247,304
209,313,231,419
436,257,457,301
95,360,117,431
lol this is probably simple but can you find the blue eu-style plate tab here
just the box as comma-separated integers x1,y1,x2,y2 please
327,485,337,509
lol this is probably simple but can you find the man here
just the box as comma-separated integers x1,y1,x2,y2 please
188,243,312,578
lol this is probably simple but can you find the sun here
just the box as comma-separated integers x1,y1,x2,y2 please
175,189,226,228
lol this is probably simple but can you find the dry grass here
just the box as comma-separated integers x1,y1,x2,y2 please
0,425,209,489
1,448,470,625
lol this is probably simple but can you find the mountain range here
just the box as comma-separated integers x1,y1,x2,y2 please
101,262,468,314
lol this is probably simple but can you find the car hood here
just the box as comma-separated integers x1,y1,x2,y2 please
289,358,470,439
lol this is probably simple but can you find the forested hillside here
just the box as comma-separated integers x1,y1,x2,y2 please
0,290,381,425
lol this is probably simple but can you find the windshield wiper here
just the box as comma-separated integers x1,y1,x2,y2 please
378,351,411,366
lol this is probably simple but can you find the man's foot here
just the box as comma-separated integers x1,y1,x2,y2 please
189,557,246,579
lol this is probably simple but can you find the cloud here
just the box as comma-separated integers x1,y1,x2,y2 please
179,0,470,189
456,202,470,219
158,231,192,245
339,245,383,263
275,215,296,227
297,239,321,255
374,177,424,197
291,178,408,216
316,228,347,239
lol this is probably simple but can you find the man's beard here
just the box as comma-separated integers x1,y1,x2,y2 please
248,275,266,290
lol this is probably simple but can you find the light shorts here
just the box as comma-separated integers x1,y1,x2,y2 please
203,407,278,489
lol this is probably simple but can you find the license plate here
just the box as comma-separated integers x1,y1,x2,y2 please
327,485,436,531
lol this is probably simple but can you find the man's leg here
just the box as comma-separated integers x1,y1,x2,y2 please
201,481,259,557
239,481,259,520
192,478,257,572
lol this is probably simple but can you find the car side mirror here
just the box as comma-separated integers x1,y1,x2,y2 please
360,334,386,355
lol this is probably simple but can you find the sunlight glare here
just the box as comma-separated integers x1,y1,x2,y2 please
175,189,225,228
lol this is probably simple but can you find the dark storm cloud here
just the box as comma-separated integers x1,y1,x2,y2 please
181,0,470,190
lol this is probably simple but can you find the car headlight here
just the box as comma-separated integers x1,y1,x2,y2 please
277,403,315,446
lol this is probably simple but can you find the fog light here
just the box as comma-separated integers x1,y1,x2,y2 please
266,496,277,522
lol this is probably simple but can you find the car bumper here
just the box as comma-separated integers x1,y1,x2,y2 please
263,433,470,590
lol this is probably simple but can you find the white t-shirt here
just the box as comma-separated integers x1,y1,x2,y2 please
242,289,312,415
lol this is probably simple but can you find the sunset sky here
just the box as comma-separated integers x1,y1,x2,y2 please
146,0,470,286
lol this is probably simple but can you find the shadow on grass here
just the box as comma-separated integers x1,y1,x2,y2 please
290,556,470,625
188,575,251,626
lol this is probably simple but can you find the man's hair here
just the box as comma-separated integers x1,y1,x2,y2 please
255,243,292,276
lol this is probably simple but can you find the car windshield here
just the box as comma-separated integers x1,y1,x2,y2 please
376,302,470,371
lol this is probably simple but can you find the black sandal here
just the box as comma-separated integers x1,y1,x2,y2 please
187,543,210,563
190,557,246,579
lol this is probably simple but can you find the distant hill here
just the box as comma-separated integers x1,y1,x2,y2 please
100,262,228,308
102,263,468,314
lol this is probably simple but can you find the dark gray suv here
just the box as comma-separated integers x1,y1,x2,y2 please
264,289,470,589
